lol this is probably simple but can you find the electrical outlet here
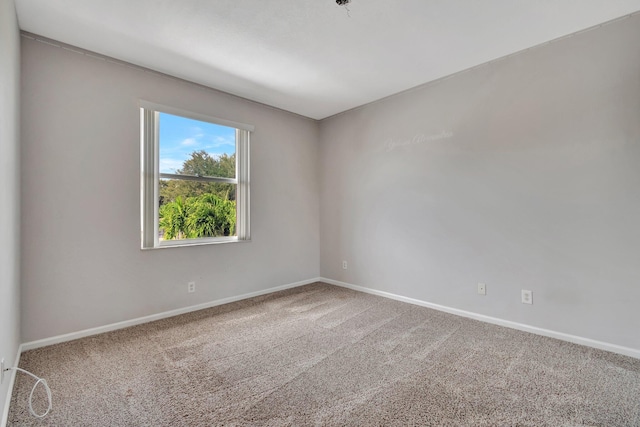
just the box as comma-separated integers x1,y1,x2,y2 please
1,358,5,385
522,289,533,304
188,282,196,293
342,261,348,270
477,283,486,295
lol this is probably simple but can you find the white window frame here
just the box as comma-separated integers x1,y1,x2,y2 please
140,101,252,249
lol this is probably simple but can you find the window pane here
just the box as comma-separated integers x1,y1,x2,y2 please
159,178,237,240
159,112,236,179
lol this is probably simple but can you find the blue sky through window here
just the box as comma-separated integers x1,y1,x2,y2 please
159,112,236,174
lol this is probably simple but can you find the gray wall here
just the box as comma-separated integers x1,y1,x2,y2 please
0,0,21,419
20,36,320,342
319,15,640,350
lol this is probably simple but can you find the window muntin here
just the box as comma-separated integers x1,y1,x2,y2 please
141,102,251,249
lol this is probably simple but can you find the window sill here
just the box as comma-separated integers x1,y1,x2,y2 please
141,237,251,250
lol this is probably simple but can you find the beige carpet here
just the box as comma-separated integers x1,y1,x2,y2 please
8,282,640,426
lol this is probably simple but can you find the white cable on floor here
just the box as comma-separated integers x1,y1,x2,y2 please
4,367,52,418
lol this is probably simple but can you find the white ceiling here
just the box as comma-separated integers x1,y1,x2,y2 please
14,0,640,119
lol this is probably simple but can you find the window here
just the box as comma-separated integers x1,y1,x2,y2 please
141,101,252,249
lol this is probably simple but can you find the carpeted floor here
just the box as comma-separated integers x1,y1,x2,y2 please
8,282,640,426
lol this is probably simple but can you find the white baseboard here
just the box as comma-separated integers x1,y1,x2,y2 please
16,275,640,358
321,277,640,360
1,344,23,427
21,277,322,352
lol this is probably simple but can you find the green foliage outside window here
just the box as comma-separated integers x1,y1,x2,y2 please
159,151,237,240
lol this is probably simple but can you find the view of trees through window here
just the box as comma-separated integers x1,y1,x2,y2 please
158,113,237,241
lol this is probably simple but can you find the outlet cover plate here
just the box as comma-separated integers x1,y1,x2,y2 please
1,358,5,384
522,289,533,304
478,283,486,295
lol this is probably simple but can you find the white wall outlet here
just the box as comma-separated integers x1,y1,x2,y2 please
342,260,348,270
522,289,533,304
1,358,5,384
477,283,486,295
188,282,196,293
